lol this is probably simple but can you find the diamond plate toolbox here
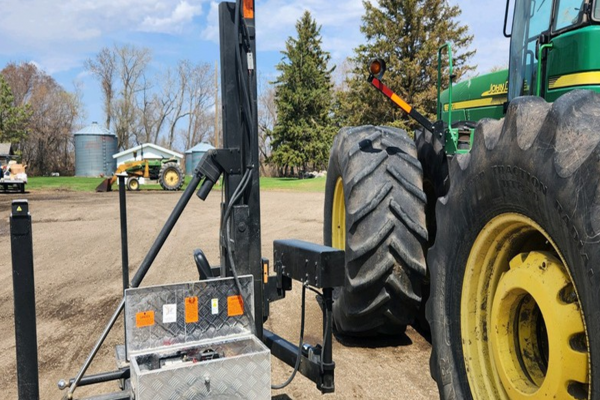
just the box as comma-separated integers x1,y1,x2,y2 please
125,275,271,399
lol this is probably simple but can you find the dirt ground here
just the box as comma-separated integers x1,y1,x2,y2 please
0,189,437,399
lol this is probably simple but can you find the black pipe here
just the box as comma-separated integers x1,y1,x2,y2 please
321,287,335,393
117,174,129,357
130,172,203,288
117,175,129,292
61,368,130,389
10,200,39,400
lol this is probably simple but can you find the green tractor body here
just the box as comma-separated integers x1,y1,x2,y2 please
439,69,508,126
439,0,600,156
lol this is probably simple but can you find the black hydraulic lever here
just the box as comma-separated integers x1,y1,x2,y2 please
195,148,242,200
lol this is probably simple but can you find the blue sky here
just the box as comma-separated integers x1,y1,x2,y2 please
0,0,510,125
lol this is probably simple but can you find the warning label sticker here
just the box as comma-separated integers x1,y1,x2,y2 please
162,304,177,324
211,298,219,315
227,295,244,317
136,311,155,328
185,296,199,323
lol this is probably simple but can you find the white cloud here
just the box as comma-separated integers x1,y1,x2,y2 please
200,1,220,42
140,1,204,34
255,0,364,55
0,0,207,47
0,0,208,73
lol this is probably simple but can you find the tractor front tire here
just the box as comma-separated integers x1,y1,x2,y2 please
324,125,427,336
427,91,600,399
159,162,184,191
127,177,140,191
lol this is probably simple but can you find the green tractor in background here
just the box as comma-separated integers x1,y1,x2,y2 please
325,0,600,398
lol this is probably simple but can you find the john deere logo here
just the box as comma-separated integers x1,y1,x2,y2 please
482,81,508,97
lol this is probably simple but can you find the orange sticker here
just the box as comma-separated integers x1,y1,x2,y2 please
185,296,199,323
136,311,155,328
227,295,244,317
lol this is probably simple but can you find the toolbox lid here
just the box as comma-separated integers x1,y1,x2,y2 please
125,275,255,358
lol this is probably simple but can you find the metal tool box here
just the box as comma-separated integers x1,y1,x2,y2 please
125,275,270,400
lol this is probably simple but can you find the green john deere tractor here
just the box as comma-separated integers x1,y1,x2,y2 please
325,0,600,398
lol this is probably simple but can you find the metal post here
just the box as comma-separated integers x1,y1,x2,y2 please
117,174,129,292
117,174,129,355
321,287,335,392
10,200,39,400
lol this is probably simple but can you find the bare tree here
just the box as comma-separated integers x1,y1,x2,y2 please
182,62,213,149
257,76,276,174
2,62,39,106
166,60,191,147
84,47,116,130
112,44,151,149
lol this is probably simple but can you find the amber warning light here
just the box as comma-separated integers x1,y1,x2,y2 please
369,58,386,80
243,0,254,19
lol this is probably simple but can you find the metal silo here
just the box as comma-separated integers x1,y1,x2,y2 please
74,122,118,176
185,142,215,176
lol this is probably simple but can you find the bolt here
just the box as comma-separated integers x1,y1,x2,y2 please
238,222,247,232
58,380,67,390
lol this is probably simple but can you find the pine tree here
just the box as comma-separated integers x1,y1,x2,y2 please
270,11,336,175
0,75,30,148
337,0,475,130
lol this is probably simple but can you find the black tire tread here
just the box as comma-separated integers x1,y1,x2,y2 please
158,162,184,191
324,125,427,336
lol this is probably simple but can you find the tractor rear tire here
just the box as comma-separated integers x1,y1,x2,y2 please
427,91,600,399
159,162,184,191
324,125,427,336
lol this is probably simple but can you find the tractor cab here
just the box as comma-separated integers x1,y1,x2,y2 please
507,0,600,101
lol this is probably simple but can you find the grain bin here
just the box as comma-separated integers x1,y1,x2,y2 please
185,142,215,176
74,122,118,177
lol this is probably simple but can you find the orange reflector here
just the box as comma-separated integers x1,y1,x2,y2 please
243,0,254,19
263,262,269,284
391,93,413,113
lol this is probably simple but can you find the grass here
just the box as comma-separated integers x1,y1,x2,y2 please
259,177,326,192
26,176,107,192
26,176,326,193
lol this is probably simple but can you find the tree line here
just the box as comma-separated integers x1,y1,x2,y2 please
0,63,83,175
0,0,473,177
264,0,473,176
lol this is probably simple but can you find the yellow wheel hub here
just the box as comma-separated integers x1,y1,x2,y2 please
331,177,345,250
165,170,179,185
130,180,139,190
462,213,589,400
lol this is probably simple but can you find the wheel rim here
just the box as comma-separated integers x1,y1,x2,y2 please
331,177,345,250
165,169,179,186
461,213,589,400
130,180,138,190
